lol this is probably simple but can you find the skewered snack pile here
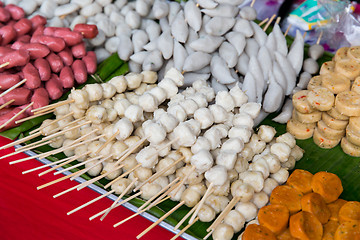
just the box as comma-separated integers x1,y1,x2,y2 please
0,2,98,131
287,46,360,157
3,68,305,240
241,170,360,240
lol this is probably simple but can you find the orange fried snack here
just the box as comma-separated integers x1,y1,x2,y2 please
311,171,343,203
276,229,297,240
242,224,277,240
301,192,331,224
327,199,348,221
289,211,323,240
322,220,340,240
258,204,290,235
338,201,360,223
270,185,303,214
286,169,313,194
334,221,360,240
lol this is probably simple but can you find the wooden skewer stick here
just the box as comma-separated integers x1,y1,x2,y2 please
104,163,141,189
263,14,276,32
170,217,199,240
38,151,90,176
0,78,27,98
37,170,80,190
0,140,53,160
258,18,269,27
9,135,103,165
0,131,42,150
170,165,196,197
67,189,116,215
207,196,240,232
137,177,180,212
284,24,292,37
76,164,125,191
275,16,281,25
114,137,147,166
134,156,184,192
53,184,81,198
188,183,214,225
136,201,186,239
70,154,113,180
100,178,138,221
22,155,76,175
94,130,119,155
31,99,74,114
113,196,171,227
174,202,199,230
0,62,10,69
0,99,15,110
303,31,307,39
250,0,256,7
204,229,213,240
54,155,103,175
90,191,144,221
29,112,74,135
15,108,54,124
317,31,323,45
0,102,33,129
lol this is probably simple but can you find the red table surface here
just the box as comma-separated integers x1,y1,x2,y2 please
0,136,176,240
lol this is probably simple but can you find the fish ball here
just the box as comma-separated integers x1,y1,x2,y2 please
216,151,237,170
181,188,201,207
138,93,159,112
235,202,258,222
239,171,264,192
86,105,107,124
109,75,128,93
224,210,245,232
205,194,230,214
270,143,291,163
173,122,197,147
143,121,166,145
215,91,235,112
102,162,122,180
140,182,162,200
191,136,211,154
113,118,134,140
85,160,103,177
190,150,214,174
124,104,143,122
258,125,276,143
198,204,216,222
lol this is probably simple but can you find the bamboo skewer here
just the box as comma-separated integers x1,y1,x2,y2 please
0,140,53,160
113,196,171,227
0,78,27,98
54,155,103,176
188,183,214,224
275,16,281,25
104,163,141,189
114,137,147,166
258,18,269,27
174,202,199,230
37,170,80,190
207,196,240,232
29,112,74,135
88,192,144,221
70,154,113,180
22,155,77,175
31,99,74,114
38,151,90,176
67,189,116,215
0,62,10,69
136,201,185,239
0,102,33,129
0,99,15,110
100,178,138,221
9,135,103,165
250,0,256,7
0,131,42,150
94,130,119,155
317,31,323,45
171,217,199,240
263,14,276,32
284,24,292,37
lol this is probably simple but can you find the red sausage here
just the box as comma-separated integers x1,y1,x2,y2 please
58,47,73,66
46,53,63,73
0,46,13,57
73,24,98,39
11,40,26,50
23,62,41,89
20,43,50,59
43,27,70,36
53,29,83,46
0,108,13,116
34,58,51,81
0,8,10,23
17,34,31,43
13,18,32,36
32,25,44,36
0,73,20,89
0,107,28,131
0,87,31,106
30,15,47,30
4,4,25,20
0,25,16,45
59,66,74,88
0,49,30,68
28,87,49,115
71,60,88,84
31,35,65,52
82,51,97,74
71,42,86,58
45,74,63,100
